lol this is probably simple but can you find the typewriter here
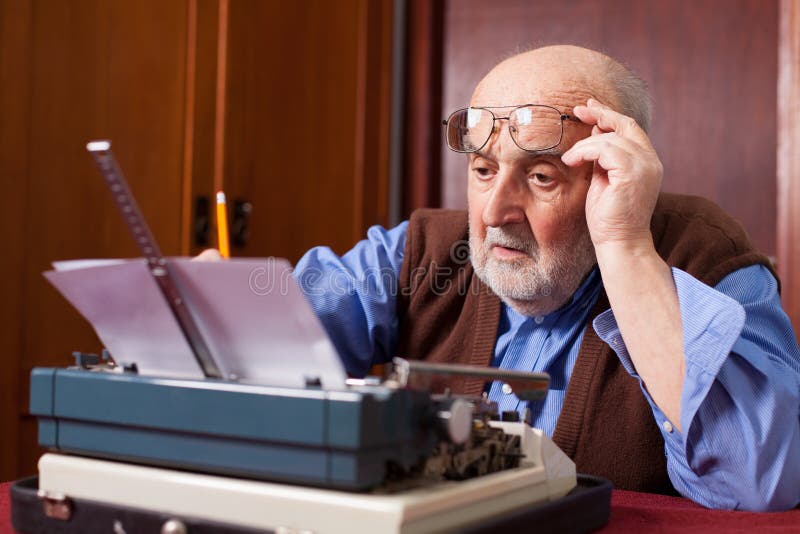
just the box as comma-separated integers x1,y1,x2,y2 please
11,142,610,533
24,356,588,533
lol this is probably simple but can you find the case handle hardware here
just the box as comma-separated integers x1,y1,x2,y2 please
37,489,72,520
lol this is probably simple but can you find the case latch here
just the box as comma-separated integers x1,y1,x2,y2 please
37,489,72,520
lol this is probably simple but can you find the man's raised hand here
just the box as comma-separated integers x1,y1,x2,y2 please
562,98,663,254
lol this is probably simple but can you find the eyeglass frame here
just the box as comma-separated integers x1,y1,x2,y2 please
441,104,581,154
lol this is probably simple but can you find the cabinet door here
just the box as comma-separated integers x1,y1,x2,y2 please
0,0,394,479
0,0,194,478
221,0,391,263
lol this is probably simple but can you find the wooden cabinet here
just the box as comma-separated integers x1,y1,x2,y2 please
221,0,392,261
0,0,392,479
1,0,195,481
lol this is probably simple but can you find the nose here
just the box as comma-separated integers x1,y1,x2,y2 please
481,167,527,228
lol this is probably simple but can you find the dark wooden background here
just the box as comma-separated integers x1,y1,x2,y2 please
0,0,797,480
1,0,194,480
0,0,392,478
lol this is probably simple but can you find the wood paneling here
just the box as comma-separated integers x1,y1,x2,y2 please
0,0,32,483
438,0,778,258
223,0,391,262
181,0,199,255
1,0,193,477
188,0,223,256
777,0,800,331
402,0,444,217
353,0,394,237
213,0,229,195
1,0,394,479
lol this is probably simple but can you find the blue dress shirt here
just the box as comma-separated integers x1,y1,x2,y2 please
294,221,800,511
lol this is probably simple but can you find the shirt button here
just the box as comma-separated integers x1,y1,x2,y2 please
534,316,545,324
662,421,674,433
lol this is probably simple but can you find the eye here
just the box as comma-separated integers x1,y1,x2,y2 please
471,165,495,181
530,172,554,185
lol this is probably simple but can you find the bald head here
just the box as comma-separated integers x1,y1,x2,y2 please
472,45,651,132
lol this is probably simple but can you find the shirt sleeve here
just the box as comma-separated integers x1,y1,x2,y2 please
593,264,800,511
292,221,408,377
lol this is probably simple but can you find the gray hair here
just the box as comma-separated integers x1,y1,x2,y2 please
599,56,652,133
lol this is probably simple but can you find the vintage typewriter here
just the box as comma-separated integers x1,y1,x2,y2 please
23,356,592,533
11,142,611,534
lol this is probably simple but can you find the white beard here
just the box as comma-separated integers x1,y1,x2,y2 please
470,219,597,317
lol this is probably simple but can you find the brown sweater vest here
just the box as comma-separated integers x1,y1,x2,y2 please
396,192,776,494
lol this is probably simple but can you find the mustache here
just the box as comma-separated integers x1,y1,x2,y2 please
483,225,537,256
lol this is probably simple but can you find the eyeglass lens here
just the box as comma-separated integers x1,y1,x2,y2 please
445,105,564,152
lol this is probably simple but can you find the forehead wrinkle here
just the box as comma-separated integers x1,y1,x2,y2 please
471,89,597,113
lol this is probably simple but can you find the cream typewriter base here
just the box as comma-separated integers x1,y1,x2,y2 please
38,428,576,534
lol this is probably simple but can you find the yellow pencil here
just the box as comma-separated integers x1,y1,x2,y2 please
216,191,230,259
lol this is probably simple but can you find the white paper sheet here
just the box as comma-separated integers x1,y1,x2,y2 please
45,259,205,379
44,257,348,389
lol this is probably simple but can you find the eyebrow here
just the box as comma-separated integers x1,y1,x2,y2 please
471,148,564,161
531,148,564,158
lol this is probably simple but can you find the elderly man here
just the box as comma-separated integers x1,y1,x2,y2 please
208,45,799,510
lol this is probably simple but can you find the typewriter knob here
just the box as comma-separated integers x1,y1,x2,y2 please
438,398,473,444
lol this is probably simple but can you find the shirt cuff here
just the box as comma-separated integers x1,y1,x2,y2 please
592,267,747,432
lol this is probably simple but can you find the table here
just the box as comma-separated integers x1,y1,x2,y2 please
1,481,798,533
601,489,800,532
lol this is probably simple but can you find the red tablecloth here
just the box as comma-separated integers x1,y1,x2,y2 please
2,481,798,533
601,489,800,532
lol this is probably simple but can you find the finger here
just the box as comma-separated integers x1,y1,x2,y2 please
563,132,639,163
561,134,636,172
193,248,223,262
573,104,613,134
573,102,614,132
574,99,651,145
573,130,642,154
